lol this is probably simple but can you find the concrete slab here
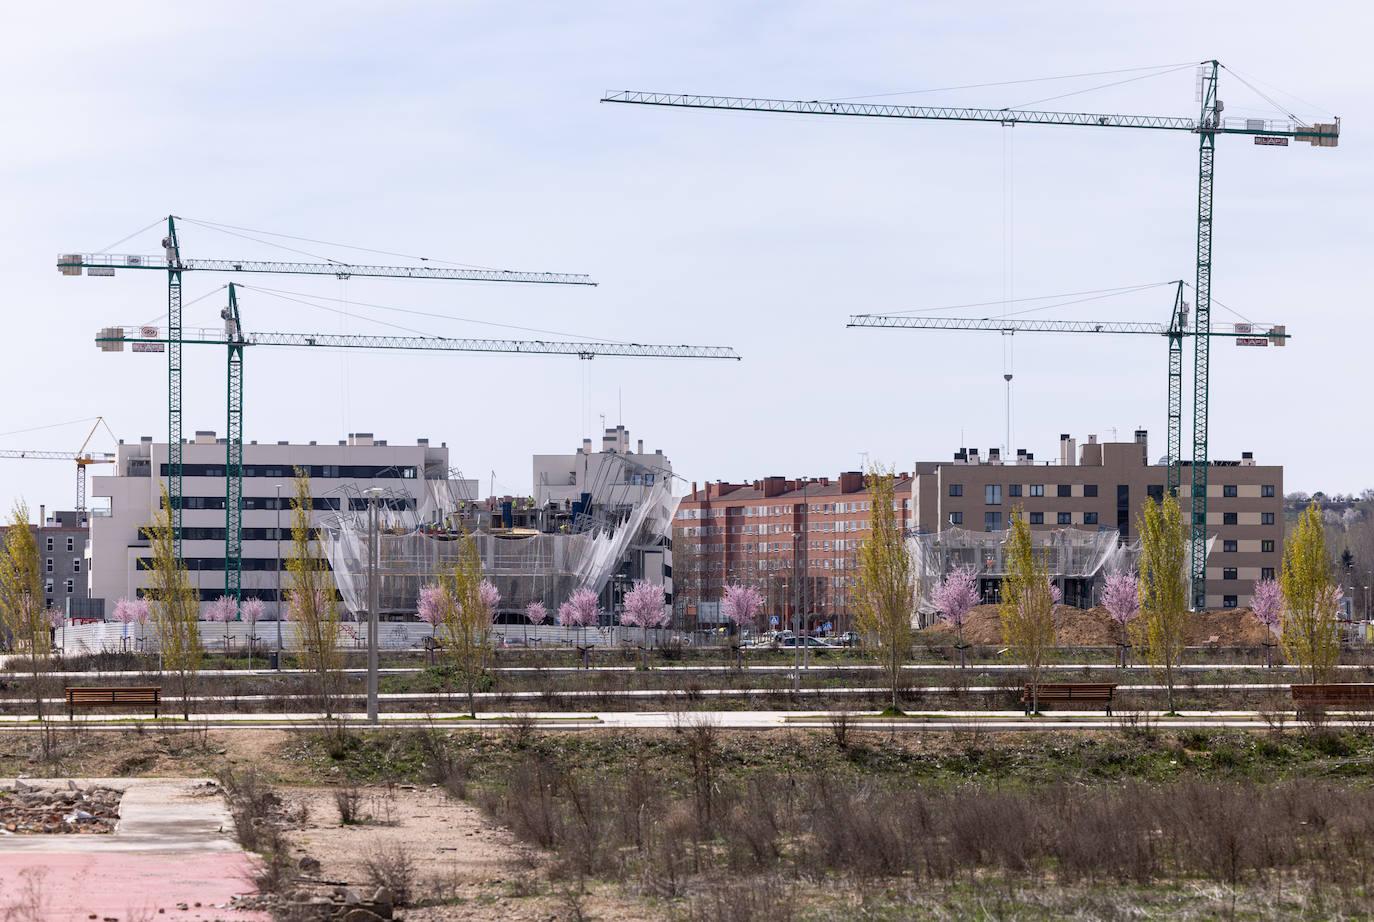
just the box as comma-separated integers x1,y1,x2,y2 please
0,778,267,921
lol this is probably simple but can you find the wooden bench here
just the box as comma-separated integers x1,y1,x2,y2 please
1022,683,1117,715
66,686,161,719
1290,684,1374,714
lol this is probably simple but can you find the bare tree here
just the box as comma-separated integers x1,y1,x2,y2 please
285,471,342,716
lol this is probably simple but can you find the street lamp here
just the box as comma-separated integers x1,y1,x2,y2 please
364,487,384,724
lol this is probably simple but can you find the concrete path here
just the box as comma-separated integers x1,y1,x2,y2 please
0,777,267,921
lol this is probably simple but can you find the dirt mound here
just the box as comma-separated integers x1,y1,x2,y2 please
921,604,1273,647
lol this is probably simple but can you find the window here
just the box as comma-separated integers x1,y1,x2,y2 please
1147,484,1164,503
1029,512,1044,525
1223,512,1238,525
44,579,52,595
1261,567,1276,580
1057,484,1072,498
45,558,52,573
1262,539,1275,553
1223,595,1238,609
948,484,963,497
1262,485,1276,498
1223,567,1237,581
45,537,53,551
1223,484,1238,498
1009,484,1022,498
1084,484,1098,498
1030,484,1045,497
66,537,74,551
1223,540,1238,553
984,512,1002,531
64,578,73,594
72,558,80,572
948,512,963,525
985,485,1002,505
1261,512,1275,525
1057,512,1072,525
1083,512,1098,525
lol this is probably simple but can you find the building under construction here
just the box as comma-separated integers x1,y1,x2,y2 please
323,426,676,624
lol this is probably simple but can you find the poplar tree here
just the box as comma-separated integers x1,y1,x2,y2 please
285,471,343,715
145,484,201,719
855,466,914,714
1281,502,1340,683
1000,508,1056,713
1133,493,1189,713
0,502,48,719
440,526,492,717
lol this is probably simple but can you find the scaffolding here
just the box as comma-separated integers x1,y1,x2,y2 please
321,475,678,618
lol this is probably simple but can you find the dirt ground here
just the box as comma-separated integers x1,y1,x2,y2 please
280,784,660,921
922,604,1274,646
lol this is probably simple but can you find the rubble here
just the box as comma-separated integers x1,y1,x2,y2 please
231,884,394,920
0,780,122,834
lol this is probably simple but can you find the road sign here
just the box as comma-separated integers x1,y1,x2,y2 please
769,615,779,626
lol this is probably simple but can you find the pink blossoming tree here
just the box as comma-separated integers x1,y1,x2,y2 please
524,600,548,644
559,587,601,660
621,580,668,660
1101,572,1139,666
720,583,764,668
1252,578,1282,667
932,566,979,667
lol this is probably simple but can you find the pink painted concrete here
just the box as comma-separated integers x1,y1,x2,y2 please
0,850,269,921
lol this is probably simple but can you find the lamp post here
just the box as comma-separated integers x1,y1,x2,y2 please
365,487,383,724
274,483,283,666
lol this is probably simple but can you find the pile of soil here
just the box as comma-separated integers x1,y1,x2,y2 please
922,604,1273,647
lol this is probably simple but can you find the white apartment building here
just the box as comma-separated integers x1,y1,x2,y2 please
87,431,454,616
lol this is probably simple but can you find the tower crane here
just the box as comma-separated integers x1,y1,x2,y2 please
59,215,598,560
95,282,740,612
848,281,1289,496
602,61,1340,608
0,417,118,511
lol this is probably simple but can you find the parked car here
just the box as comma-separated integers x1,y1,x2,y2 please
778,636,839,650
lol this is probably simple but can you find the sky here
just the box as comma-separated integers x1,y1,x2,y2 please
1,2,1370,516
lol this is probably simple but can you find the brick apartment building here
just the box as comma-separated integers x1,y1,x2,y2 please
912,431,1282,609
674,471,913,632
674,430,1283,626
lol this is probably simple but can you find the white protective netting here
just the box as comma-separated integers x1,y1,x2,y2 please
908,526,1140,609
321,477,678,616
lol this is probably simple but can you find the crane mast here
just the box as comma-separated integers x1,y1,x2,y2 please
605,61,1338,609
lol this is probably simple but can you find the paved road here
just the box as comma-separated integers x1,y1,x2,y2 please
0,707,1326,732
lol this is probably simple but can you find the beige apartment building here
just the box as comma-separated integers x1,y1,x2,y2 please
911,430,1282,609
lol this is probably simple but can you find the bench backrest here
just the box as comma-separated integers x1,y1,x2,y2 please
66,686,161,701
1027,683,1116,695
1291,684,1374,700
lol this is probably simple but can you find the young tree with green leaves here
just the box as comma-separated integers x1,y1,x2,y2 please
855,466,915,715
285,471,343,716
0,502,49,719
1282,501,1341,684
1133,493,1189,713
439,526,493,717
145,484,202,719
1000,508,1056,714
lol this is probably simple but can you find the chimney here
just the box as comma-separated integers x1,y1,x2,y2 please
988,447,1001,465
953,448,968,464
1060,434,1076,466
194,430,216,445
690,481,698,496
762,476,787,498
582,438,592,455
839,471,864,494
968,448,981,464
417,438,429,446
348,432,375,447
39,504,45,526
1080,435,1103,467
637,439,644,454
1241,451,1255,467
1134,429,1149,465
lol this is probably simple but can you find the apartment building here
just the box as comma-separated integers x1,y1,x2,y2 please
674,471,914,631
0,507,98,618
911,431,1282,609
88,431,454,616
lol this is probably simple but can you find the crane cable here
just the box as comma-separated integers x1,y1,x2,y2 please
820,62,1196,103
